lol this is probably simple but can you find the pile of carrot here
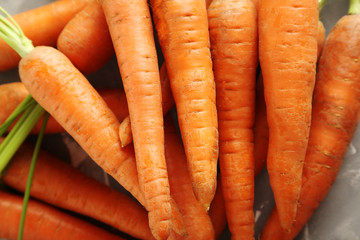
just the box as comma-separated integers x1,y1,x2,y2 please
0,0,359,239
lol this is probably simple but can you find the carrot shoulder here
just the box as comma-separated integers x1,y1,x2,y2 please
260,12,360,240
150,0,219,210
0,191,123,240
208,0,257,238
57,0,114,74
2,141,154,240
259,0,318,230
0,0,90,71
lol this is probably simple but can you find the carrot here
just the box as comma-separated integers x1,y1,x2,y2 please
0,191,124,240
258,0,318,230
101,1,170,238
119,63,174,147
317,20,325,59
208,0,257,238
150,0,219,211
260,3,360,239
164,116,215,240
0,0,90,72
2,141,154,240
0,83,129,134
57,0,114,75
209,178,227,240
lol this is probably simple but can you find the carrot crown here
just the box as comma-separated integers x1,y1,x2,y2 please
319,0,326,15
0,7,34,57
349,0,360,14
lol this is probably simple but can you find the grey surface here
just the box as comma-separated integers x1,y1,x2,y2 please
0,0,358,240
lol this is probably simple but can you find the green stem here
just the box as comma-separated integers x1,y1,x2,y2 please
17,113,49,240
0,95,35,137
319,0,326,15
0,104,45,173
0,7,34,57
349,0,360,14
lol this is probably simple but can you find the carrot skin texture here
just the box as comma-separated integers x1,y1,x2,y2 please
150,0,219,210
165,117,215,240
260,14,360,240
19,46,144,206
0,83,129,134
208,0,257,238
57,1,114,74
259,0,318,230
119,64,174,147
0,191,123,240
0,0,90,71
101,1,170,239
209,178,227,240
2,142,154,240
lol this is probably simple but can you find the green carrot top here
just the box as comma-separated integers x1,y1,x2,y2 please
349,0,360,14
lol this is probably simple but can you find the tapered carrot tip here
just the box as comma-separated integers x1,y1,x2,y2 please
148,211,171,240
194,178,217,211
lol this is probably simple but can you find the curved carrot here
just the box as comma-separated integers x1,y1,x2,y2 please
209,178,227,240
18,46,144,206
119,63,174,147
150,0,219,211
260,7,360,240
0,0,90,72
208,0,257,238
0,191,123,240
101,1,170,238
317,20,326,60
164,116,215,240
2,141,154,240
57,1,114,75
259,0,318,230
0,83,129,134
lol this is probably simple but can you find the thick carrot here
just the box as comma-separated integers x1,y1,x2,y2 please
0,191,123,240
0,0,90,71
164,116,215,240
101,1,170,238
119,63,174,147
317,20,326,59
18,46,144,208
0,83,129,134
57,1,114,74
209,178,227,240
208,0,257,238
150,0,219,211
258,0,318,230
260,7,360,240
2,141,154,240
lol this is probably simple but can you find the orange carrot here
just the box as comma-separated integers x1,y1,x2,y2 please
0,0,90,72
0,83,129,134
2,141,154,240
150,0,219,211
258,0,318,230
101,1,170,238
317,20,325,60
260,9,360,240
209,178,227,240
57,1,114,74
208,0,257,238
119,63,174,147
0,191,123,240
164,116,215,240
18,46,144,208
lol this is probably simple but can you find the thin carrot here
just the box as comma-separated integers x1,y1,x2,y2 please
260,3,360,239
101,1,170,238
0,0,90,72
57,0,114,75
209,178,227,240
258,0,318,230
164,116,215,240
2,141,154,240
0,83,129,134
208,0,257,238
0,191,124,240
119,63,174,147
150,0,219,211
